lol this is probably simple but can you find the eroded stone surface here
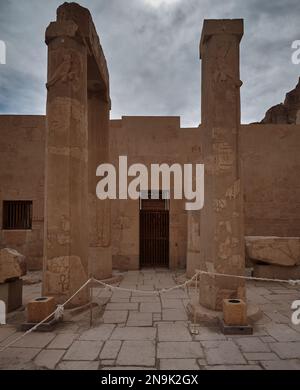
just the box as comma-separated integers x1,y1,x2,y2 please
44,256,88,306
246,237,300,266
204,341,246,366
117,341,155,367
63,341,103,361
160,359,199,370
0,248,26,283
157,342,203,359
35,349,65,370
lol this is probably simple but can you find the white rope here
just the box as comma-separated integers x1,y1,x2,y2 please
0,278,92,353
92,274,199,295
195,269,300,286
1,268,299,353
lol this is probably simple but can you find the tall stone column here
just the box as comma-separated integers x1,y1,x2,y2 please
198,20,246,311
186,211,201,278
88,91,112,280
43,20,89,306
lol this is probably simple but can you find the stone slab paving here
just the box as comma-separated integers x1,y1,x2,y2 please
117,341,156,367
63,341,103,361
35,349,66,370
0,269,300,370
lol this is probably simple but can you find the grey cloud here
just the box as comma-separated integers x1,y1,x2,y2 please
0,0,299,126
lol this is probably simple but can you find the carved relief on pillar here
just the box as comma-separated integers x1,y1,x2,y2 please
206,33,243,128
44,255,88,306
46,49,83,92
212,35,243,94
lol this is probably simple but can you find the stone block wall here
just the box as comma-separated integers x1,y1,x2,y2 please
0,115,300,271
0,115,45,270
241,124,300,237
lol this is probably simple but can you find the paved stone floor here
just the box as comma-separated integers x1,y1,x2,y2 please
0,269,300,370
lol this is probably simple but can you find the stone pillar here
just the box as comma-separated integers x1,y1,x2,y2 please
186,211,201,278
198,20,246,311
43,19,89,306
88,90,112,280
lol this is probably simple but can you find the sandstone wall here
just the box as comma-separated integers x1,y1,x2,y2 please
109,117,202,270
0,115,46,270
0,115,299,271
241,124,300,236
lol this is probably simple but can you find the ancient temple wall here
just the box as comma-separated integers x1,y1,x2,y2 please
0,116,300,273
241,124,300,237
0,115,45,270
109,117,201,270
186,123,300,277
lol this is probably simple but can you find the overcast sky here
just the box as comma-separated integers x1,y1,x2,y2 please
0,0,299,126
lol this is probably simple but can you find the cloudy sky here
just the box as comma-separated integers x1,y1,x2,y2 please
0,0,299,126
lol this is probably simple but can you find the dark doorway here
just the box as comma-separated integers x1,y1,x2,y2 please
139,192,169,268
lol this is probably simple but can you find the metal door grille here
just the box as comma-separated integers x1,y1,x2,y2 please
140,209,169,268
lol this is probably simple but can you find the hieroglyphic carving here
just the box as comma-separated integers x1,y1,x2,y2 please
47,256,70,292
45,255,88,305
218,238,241,261
213,142,235,171
212,127,227,141
205,143,235,175
46,51,83,92
219,237,232,260
226,179,241,200
214,198,227,212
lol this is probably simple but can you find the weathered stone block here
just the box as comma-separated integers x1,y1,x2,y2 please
246,236,300,266
253,264,300,280
27,297,56,324
0,248,27,283
0,279,23,312
223,299,247,326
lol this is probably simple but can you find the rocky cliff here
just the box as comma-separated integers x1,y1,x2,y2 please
261,77,300,124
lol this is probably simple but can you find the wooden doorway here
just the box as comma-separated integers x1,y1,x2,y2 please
139,192,169,268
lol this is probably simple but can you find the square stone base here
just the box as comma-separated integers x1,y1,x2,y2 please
220,319,253,335
27,297,56,323
187,300,262,326
0,279,23,313
186,301,222,326
21,317,60,332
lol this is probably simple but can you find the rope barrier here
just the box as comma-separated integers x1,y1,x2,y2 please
92,273,199,295
0,278,91,353
0,269,299,353
195,269,300,287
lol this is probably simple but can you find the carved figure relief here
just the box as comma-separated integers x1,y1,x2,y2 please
226,179,241,200
213,38,243,91
214,199,227,213
47,51,83,92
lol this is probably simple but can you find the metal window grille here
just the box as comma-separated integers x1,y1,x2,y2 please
2,201,33,230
